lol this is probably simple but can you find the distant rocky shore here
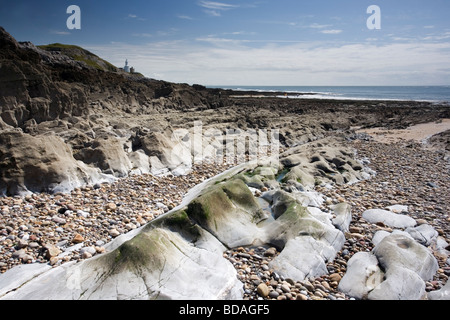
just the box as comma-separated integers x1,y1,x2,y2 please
1,26,450,300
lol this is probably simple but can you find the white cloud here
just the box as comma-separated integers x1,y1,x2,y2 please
204,10,222,17
321,29,343,34
127,14,146,21
198,1,239,16
309,23,331,29
85,40,450,86
421,32,450,41
177,15,194,20
198,1,239,10
50,30,71,35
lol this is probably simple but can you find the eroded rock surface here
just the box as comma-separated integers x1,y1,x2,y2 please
0,139,369,300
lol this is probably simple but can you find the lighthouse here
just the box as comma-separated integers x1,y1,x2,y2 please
124,59,130,73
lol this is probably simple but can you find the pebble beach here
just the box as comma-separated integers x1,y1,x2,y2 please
0,162,233,272
1,132,449,300
225,139,450,300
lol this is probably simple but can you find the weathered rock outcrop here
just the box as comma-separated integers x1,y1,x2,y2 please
0,139,370,300
0,27,448,300
339,208,442,300
0,129,114,195
1,26,449,196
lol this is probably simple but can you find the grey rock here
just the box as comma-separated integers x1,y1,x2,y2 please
331,202,352,232
428,281,450,300
362,209,416,229
374,233,438,281
52,216,67,225
269,235,342,281
340,233,439,300
338,252,384,299
405,224,438,246
368,265,426,300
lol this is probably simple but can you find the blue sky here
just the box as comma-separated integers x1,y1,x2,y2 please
1,0,450,85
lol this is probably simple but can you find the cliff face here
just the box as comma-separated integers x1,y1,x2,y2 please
0,26,218,129
0,27,221,195
1,26,449,196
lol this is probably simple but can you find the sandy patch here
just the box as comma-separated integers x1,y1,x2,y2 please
357,119,450,144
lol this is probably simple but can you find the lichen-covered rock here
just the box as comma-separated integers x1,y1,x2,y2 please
0,227,242,300
186,178,265,248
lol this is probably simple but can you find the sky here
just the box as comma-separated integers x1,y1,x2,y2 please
1,0,450,86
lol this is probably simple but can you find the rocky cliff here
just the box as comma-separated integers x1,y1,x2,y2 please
1,26,449,196
1,26,449,301
0,27,223,195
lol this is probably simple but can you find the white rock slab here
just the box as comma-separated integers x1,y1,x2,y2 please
428,281,450,300
362,209,416,228
338,252,384,299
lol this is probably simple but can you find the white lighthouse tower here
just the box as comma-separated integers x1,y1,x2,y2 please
124,59,130,73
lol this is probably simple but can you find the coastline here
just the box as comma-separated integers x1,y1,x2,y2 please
357,118,450,144
213,85,450,104
1,93,449,300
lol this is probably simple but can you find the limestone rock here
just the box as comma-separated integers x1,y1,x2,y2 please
331,202,352,232
340,232,439,300
373,233,438,281
0,226,242,300
362,209,417,229
186,178,264,248
74,137,133,178
139,131,192,175
0,130,114,195
405,224,438,246
368,266,426,300
428,281,450,300
269,236,336,281
338,252,384,299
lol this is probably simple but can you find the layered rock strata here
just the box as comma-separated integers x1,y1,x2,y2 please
0,138,371,299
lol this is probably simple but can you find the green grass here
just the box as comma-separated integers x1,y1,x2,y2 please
38,43,117,72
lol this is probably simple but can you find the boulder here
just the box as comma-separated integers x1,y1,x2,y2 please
265,190,345,281
186,178,265,248
362,209,416,229
262,189,344,252
373,233,438,282
340,232,439,300
331,202,352,232
268,236,336,281
128,150,151,175
0,130,114,195
139,131,192,175
405,224,438,247
428,281,450,300
367,265,426,300
0,223,242,300
74,137,133,178
338,252,384,299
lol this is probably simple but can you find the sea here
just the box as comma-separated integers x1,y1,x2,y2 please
210,86,450,104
